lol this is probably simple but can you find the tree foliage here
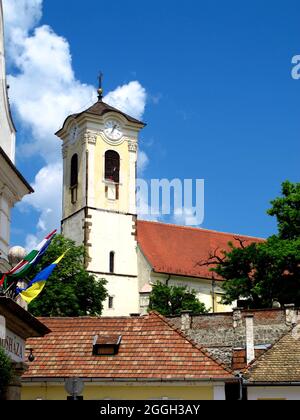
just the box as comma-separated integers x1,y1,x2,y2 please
0,347,12,399
267,180,300,240
28,235,108,317
210,181,300,308
148,283,208,316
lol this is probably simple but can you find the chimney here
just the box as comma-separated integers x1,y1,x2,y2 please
284,304,297,326
181,311,192,332
245,315,255,365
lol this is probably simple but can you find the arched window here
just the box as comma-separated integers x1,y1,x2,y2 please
70,154,78,204
109,251,115,274
70,154,78,187
105,151,120,184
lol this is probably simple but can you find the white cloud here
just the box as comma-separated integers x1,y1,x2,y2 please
137,150,149,176
19,162,62,249
3,0,148,246
3,0,43,59
7,25,95,163
104,81,147,120
173,208,201,227
136,190,161,223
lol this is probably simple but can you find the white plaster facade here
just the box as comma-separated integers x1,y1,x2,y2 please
0,1,15,162
0,160,32,271
247,386,300,400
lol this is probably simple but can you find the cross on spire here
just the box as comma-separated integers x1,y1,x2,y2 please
97,72,104,101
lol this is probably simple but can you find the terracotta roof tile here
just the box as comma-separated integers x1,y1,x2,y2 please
137,220,264,280
23,312,232,381
245,326,300,383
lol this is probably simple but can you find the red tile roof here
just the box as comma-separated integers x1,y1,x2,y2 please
137,221,264,280
23,312,232,381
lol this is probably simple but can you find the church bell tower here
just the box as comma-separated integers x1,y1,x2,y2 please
56,80,146,316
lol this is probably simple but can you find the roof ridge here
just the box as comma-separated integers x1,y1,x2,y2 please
149,311,233,375
137,220,265,241
38,316,148,321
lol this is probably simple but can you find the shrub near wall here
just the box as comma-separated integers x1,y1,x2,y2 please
0,347,12,399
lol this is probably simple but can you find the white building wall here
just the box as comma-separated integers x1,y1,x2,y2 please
62,210,85,246
0,1,16,162
247,386,300,400
0,193,10,263
100,274,140,316
151,273,220,313
88,210,137,276
213,385,226,400
62,209,140,316
137,247,152,291
88,210,139,316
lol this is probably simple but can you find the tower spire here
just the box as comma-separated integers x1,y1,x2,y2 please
97,72,103,101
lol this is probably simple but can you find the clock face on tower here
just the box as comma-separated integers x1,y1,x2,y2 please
104,119,123,141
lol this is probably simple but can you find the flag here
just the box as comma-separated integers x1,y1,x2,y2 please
18,251,67,304
0,230,57,287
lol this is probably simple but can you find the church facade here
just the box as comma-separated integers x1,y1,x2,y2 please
0,1,33,273
57,90,262,316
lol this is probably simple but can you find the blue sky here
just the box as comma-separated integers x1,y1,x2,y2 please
4,0,300,248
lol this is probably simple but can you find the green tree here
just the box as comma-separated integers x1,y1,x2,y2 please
27,235,108,317
209,181,300,308
148,283,208,316
0,347,12,399
267,180,300,240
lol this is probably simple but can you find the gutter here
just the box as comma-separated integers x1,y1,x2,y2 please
22,377,236,384
152,269,223,282
244,381,300,387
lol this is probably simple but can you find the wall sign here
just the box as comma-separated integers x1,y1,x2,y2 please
0,327,25,363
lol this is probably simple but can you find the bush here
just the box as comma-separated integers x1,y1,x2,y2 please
149,283,208,316
0,347,13,399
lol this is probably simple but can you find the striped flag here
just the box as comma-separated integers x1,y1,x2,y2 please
18,251,68,304
0,230,57,287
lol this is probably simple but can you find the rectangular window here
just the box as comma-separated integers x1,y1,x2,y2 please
108,296,114,309
109,252,115,273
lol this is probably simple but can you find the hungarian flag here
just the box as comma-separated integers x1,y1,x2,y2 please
0,230,57,287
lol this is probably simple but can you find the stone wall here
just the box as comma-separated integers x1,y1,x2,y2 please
168,307,299,367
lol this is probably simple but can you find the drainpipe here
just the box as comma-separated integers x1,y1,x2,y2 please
236,373,244,401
